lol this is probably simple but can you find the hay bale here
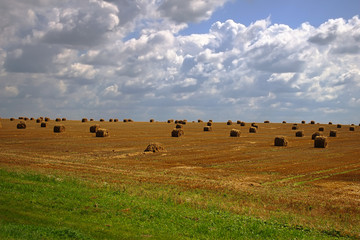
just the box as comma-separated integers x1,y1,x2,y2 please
240,122,246,126
175,124,183,129
249,127,257,133
337,124,341,128
208,120,213,123
282,121,287,124
41,122,47,128
251,123,259,129
264,120,270,123
310,120,315,124
312,132,322,140
301,120,306,124
45,117,50,122
274,136,288,146
328,122,332,125
295,130,304,137
54,125,65,133
10,118,15,121
17,121,26,129
56,118,61,122
329,130,337,137
90,118,94,121
230,129,241,137
114,119,119,122
198,119,203,123
100,119,105,122
24,117,29,121
314,136,327,148
82,118,88,123
96,128,109,137
292,125,299,130
109,119,113,122
168,119,174,123
144,143,166,153
237,120,241,124
150,119,154,123
128,119,134,122
350,126,355,131
318,127,324,132
36,119,42,123
227,120,233,125
203,126,212,131
207,122,212,126
171,129,183,137
30,118,34,121
62,118,67,121
18,117,24,120
90,124,100,133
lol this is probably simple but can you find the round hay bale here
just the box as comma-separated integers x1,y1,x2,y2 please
282,121,287,124
17,121,26,129
10,118,15,121
240,122,246,126
82,118,88,123
41,122,47,128
314,136,327,148
150,119,154,123
328,122,333,125
237,120,241,124
249,127,257,133
109,119,113,122
227,120,233,125
274,136,288,146
18,117,24,120
24,117,29,121
100,119,105,122
350,126,355,131
301,120,306,124
292,125,299,130
56,118,61,122
123,119,128,122
310,120,315,124
144,143,166,153
114,119,119,122
337,124,341,128
264,120,270,123
167,119,174,123
312,132,322,140
207,122,212,126
30,118,34,121
175,124,183,129
208,120,213,123
54,125,65,133
318,127,325,132
198,119,203,123
329,130,337,137
251,123,259,129
45,117,50,122
230,129,241,137
96,128,109,137
295,130,304,137
128,119,134,122
62,118,67,121
90,124,100,133
171,129,183,137
36,119,42,123
203,126,212,132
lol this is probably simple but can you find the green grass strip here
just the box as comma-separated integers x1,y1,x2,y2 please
0,168,354,239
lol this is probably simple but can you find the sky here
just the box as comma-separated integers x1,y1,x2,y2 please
0,0,359,123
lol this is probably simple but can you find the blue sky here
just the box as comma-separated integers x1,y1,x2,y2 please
0,0,359,123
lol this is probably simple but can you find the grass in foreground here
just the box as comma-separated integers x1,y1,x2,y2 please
0,168,354,239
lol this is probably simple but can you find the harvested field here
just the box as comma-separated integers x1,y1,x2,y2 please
0,120,359,237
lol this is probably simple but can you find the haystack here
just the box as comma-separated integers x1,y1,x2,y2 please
295,130,304,137
292,125,299,130
312,132,322,140
24,117,29,121
171,129,183,137
123,119,128,122
240,122,246,126
54,125,65,133
301,120,306,124
90,119,94,121
230,129,241,137
282,121,287,124
310,121,315,124
318,127,324,132
45,117,50,122
144,143,166,153
350,126,355,131
329,130,337,137
90,124,100,133
207,122,212,126
56,118,61,122
10,118,15,121
41,122,47,128
328,122,333,125
36,119,42,123
249,127,257,133
96,128,109,137
17,121,26,129
264,120,270,123
150,119,154,123
109,119,113,122
168,119,174,123
82,118,88,123
100,119,105,122
62,118,67,121
203,126,212,131
337,124,341,128
198,119,203,123
251,123,259,129
227,120,233,125
114,119,119,122
30,118,34,121
314,136,327,148
274,136,288,146
175,124,183,129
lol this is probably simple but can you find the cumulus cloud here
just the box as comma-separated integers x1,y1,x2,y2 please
0,0,359,122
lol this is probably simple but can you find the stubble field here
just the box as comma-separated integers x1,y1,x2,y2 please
0,118,359,238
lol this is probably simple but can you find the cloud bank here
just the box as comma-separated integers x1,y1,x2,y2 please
0,0,359,123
